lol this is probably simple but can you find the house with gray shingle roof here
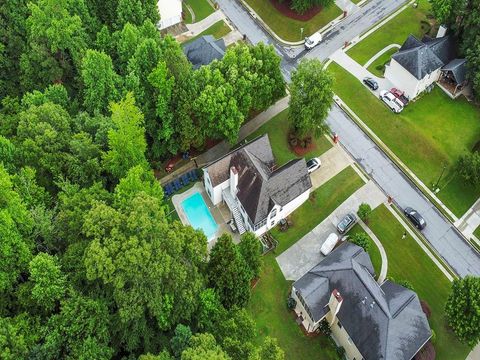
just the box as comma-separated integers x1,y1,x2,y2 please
384,34,467,99
291,242,432,360
203,134,312,236
182,35,226,69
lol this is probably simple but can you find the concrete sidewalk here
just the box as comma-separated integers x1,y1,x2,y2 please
185,10,226,36
358,219,388,284
363,43,400,68
335,0,360,14
455,198,480,239
276,180,386,281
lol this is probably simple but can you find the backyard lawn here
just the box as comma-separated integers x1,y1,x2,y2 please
367,205,471,360
245,109,332,167
347,223,382,276
347,1,431,65
244,0,342,42
247,166,365,359
328,62,480,217
271,166,365,253
184,0,215,22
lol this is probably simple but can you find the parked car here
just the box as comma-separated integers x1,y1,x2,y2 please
306,158,322,173
390,88,409,106
320,233,339,256
363,77,379,90
379,90,403,113
305,32,322,50
404,207,427,230
337,213,357,234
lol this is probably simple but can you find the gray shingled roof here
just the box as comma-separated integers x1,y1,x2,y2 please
392,34,456,80
182,35,226,69
442,58,467,84
293,243,432,360
204,134,312,224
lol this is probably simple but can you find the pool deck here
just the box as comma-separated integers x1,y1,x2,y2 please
172,182,240,249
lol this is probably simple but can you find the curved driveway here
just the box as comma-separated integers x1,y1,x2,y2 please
327,104,480,277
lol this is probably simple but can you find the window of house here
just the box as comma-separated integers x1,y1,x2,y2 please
207,188,211,198
271,220,275,226
270,208,277,219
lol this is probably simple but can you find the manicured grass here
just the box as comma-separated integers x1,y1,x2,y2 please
366,47,398,77
184,0,215,22
368,205,470,360
182,3,193,24
272,166,365,253
328,62,480,216
185,20,231,44
347,223,382,276
348,1,431,65
474,226,480,239
247,255,338,360
245,109,332,167
244,0,342,42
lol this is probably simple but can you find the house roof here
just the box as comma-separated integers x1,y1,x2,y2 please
182,35,226,69
442,58,467,84
293,243,432,360
392,34,456,80
204,135,312,224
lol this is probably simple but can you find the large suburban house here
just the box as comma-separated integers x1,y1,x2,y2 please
183,35,226,69
291,242,431,360
157,0,182,30
385,33,467,99
203,134,312,236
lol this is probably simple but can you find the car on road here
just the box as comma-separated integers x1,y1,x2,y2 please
320,233,340,256
337,213,357,234
306,158,322,173
404,207,427,230
305,32,322,50
363,77,379,90
379,90,403,113
390,88,409,106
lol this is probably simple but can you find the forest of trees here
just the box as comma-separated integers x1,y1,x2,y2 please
0,0,286,358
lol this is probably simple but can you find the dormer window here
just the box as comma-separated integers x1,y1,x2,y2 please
270,208,277,219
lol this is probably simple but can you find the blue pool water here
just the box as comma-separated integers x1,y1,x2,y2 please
181,192,218,240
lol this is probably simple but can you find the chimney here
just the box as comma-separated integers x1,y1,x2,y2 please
328,289,343,325
437,25,447,38
230,166,238,197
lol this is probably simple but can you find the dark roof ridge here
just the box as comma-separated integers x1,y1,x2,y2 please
244,148,272,179
269,158,304,176
352,261,390,316
391,291,416,319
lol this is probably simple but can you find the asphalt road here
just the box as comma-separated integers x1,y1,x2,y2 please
328,104,480,277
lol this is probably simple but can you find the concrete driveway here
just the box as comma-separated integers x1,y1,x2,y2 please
276,180,386,281
310,145,353,191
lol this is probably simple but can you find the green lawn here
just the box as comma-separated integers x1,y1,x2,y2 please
247,166,365,359
272,166,365,253
474,226,480,239
328,62,480,217
348,1,431,65
185,20,231,44
368,205,470,360
184,0,215,22
366,47,398,77
244,0,342,42
245,109,332,167
347,223,382,276
182,3,193,24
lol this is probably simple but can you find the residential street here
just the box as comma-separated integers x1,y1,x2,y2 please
327,104,480,277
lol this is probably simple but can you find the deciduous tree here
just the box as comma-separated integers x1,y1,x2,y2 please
239,232,262,280
349,232,371,252
181,333,230,360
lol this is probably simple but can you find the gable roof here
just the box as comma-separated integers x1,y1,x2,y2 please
392,34,456,80
293,243,432,360
442,58,467,84
182,35,226,69
204,135,312,224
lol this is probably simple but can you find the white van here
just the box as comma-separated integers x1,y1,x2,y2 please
320,233,339,256
305,32,322,50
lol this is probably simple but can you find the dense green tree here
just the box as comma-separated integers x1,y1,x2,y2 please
0,314,40,360
196,288,226,332
140,351,175,360
429,0,456,25
239,232,262,280
349,232,371,252
289,0,335,14
357,203,372,222
116,0,145,29
289,59,333,138
12,167,50,210
103,93,148,180
81,49,121,114
445,276,480,347
170,324,193,358
181,333,230,360
29,253,66,311
21,84,70,112
0,135,17,173
252,337,285,360
458,152,480,186
207,234,251,309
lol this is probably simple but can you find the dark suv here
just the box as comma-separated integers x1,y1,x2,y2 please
337,213,357,234
363,77,378,90
404,207,427,230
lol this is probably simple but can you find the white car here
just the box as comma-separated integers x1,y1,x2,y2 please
320,233,339,256
306,158,322,173
379,90,403,113
304,32,322,50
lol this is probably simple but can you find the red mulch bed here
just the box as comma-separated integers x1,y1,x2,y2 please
269,0,322,21
291,142,317,156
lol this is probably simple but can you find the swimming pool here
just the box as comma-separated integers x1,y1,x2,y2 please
181,192,218,240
